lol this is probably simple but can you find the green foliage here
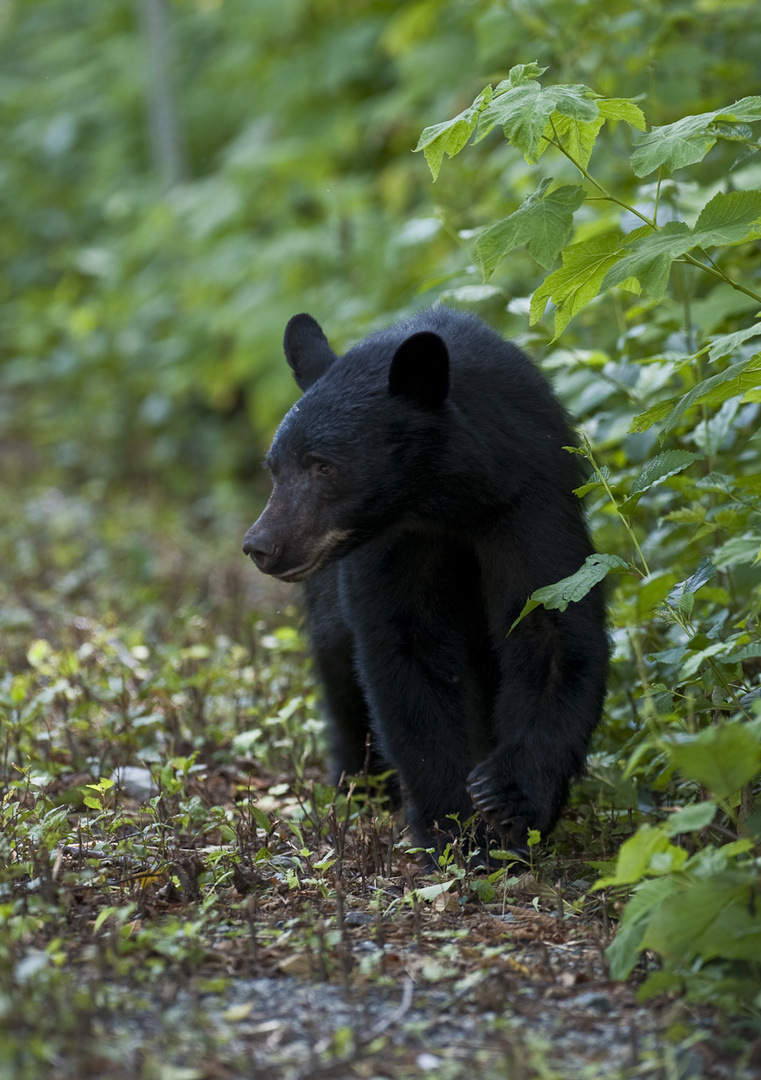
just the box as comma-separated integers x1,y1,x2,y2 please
5,0,761,492
418,58,761,1008
601,762,761,1007
420,66,761,327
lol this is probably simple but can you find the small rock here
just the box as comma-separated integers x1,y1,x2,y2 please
344,911,374,927
573,990,613,1013
111,766,157,802
417,1053,442,1071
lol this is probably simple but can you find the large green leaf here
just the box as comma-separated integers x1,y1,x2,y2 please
602,192,761,300
667,723,761,799
693,189,761,246
546,97,646,171
510,553,628,631
601,221,695,300
596,825,687,888
707,323,761,362
475,180,585,276
642,877,760,962
629,353,761,436
630,96,761,176
628,396,682,434
664,801,717,837
543,111,606,170
597,97,647,131
415,86,494,181
530,232,630,337
658,353,761,437
476,80,599,163
605,876,683,979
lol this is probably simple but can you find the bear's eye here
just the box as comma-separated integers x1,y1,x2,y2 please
315,461,336,477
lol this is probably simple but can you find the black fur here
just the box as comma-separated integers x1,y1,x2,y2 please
243,307,608,855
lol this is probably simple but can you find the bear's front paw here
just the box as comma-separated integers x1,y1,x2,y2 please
466,760,533,849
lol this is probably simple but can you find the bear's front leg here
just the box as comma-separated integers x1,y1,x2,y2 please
351,627,483,852
341,538,489,856
471,584,608,846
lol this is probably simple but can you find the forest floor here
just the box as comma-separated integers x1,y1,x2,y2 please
1,479,760,1080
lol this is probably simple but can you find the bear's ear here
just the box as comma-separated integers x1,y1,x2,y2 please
283,314,338,391
388,331,450,409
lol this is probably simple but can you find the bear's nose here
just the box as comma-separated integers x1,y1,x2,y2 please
242,532,281,571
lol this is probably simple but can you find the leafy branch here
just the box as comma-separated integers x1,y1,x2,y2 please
415,66,761,333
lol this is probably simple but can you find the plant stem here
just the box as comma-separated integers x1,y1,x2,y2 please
544,128,761,305
581,438,650,577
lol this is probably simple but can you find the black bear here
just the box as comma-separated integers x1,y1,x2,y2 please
243,307,608,857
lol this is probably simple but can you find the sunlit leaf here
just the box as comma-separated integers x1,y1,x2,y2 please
476,79,599,163
530,233,629,336
415,85,494,180
693,189,761,246
601,221,694,300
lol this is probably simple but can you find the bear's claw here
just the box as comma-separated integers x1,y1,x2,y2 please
467,762,532,846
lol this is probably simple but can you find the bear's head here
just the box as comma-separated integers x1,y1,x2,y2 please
242,314,451,581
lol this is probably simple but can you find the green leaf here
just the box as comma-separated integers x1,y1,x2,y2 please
629,353,761,436
530,233,628,337
415,85,494,180
620,450,698,511
415,880,456,903
601,221,695,300
642,877,759,962
658,353,761,438
510,553,628,631
493,61,547,91
475,81,552,162
475,180,585,277
630,96,761,176
714,534,761,569
596,824,686,887
251,806,272,832
693,189,761,247
677,591,695,618
93,906,120,934
667,723,761,799
694,894,761,961
707,323,761,362
670,556,717,600
628,396,681,435
605,877,682,979
597,97,647,131
665,801,717,837
605,917,649,980
629,450,699,491
476,80,599,164
548,98,646,172
547,112,605,171
602,192,761,300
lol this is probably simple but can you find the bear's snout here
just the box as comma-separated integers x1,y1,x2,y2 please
242,528,281,573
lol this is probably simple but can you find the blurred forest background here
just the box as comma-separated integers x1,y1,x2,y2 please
3,0,760,503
